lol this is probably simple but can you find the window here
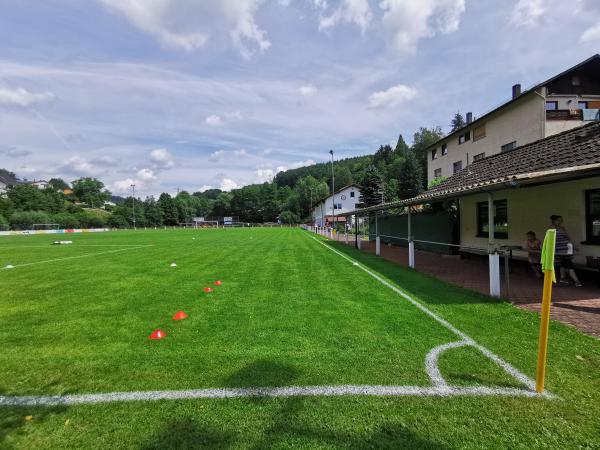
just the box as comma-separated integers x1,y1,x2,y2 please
477,199,508,239
586,189,600,244
545,101,558,110
434,168,442,178
473,152,485,161
473,124,486,141
501,141,516,152
334,203,342,210
453,161,463,174
441,144,448,156
350,191,355,198
458,131,470,144
432,148,438,160
578,101,589,109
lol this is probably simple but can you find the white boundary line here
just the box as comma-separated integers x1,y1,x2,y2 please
0,234,553,407
310,235,550,396
0,385,546,407
1,245,153,270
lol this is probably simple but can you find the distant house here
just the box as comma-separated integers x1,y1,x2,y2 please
27,180,50,190
427,54,600,183
312,184,361,227
60,188,74,195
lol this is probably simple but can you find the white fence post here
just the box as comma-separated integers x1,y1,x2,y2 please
409,241,415,268
376,236,381,256
345,232,348,244
489,253,501,297
357,235,362,249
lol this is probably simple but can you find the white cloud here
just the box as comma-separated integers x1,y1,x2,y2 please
223,111,243,120
319,0,372,32
255,168,275,183
0,87,55,108
92,155,120,167
150,148,175,169
368,84,417,109
233,148,248,156
136,168,157,182
208,150,226,162
59,155,103,177
299,84,317,96
379,0,466,54
510,0,546,28
313,0,328,9
205,114,224,127
581,23,600,42
198,184,215,192
274,159,316,174
220,178,239,191
100,0,270,58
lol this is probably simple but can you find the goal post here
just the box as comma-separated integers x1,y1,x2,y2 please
32,223,61,231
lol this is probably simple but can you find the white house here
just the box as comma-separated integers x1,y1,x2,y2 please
312,184,361,227
27,180,50,190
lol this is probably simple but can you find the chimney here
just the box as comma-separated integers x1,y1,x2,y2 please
512,83,521,99
466,112,473,124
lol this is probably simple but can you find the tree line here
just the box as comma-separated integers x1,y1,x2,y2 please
0,125,448,229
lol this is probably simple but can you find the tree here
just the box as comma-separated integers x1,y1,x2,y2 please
279,210,300,224
358,165,382,208
211,192,233,217
6,185,48,211
72,178,110,207
411,126,444,189
144,197,164,226
397,150,423,200
450,112,465,132
394,134,410,156
334,166,353,189
48,178,69,191
157,193,178,225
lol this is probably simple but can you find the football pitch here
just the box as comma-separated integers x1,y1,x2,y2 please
0,228,598,449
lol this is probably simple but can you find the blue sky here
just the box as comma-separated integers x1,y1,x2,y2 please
0,0,598,196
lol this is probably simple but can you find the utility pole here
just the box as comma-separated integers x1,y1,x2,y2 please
329,149,335,231
131,184,136,230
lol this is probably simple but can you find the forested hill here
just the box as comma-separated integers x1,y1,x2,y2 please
274,155,373,188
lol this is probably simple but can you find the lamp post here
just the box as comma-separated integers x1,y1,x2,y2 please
329,149,335,232
131,184,136,230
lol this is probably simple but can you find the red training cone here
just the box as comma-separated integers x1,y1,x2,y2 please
173,310,188,321
214,280,222,286
149,329,166,340
203,287,213,293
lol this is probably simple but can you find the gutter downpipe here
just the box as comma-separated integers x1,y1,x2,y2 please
488,192,501,297
408,206,415,268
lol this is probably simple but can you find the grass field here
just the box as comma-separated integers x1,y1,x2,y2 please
0,228,599,449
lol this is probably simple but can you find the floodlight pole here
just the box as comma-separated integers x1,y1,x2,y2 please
329,149,335,233
131,184,136,230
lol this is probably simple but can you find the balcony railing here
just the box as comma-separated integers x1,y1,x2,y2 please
546,109,583,120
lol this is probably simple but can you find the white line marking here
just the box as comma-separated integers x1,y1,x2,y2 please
0,244,149,249
425,341,469,388
310,236,542,394
0,385,551,406
0,245,153,270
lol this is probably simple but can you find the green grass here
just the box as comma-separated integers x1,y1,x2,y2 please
0,228,598,449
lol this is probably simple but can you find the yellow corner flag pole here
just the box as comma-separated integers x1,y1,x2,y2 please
536,229,556,393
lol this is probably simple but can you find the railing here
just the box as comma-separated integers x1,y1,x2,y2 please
546,109,583,120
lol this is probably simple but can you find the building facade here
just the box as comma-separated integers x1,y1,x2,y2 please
427,55,600,182
312,184,361,227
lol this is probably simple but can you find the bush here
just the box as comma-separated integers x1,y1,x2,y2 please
9,211,51,230
108,214,129,228
51,212,80,229
0,214,8,230
279,210,301,224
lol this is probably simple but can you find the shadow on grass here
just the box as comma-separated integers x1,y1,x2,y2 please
140,419,236,450
0,388,67,448
322,239,503,306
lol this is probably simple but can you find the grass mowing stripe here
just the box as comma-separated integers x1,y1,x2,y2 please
308,234,550,397
0,245,153,269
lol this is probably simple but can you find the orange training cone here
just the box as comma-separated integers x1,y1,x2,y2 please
173,310,188,320
214,280,222,286
149,329,166,340
203,287,213,293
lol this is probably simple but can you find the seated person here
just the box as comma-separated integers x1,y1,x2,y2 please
525,231,542,279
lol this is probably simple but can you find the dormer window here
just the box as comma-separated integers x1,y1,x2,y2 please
458,131,470,145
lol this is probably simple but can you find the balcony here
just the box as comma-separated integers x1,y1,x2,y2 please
546,109,583,120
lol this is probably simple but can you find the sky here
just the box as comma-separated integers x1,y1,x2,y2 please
0,0,598,197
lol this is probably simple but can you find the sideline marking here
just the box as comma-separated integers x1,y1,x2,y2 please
0,245,153,270
310,235,547,395
0,385,547,407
